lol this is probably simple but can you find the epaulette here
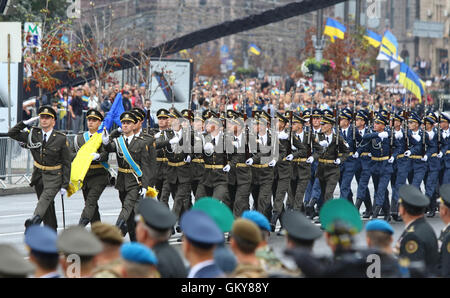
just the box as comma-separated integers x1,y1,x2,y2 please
55,130,66,136
406,225,415,233
31,126,41,131
135,135,144,140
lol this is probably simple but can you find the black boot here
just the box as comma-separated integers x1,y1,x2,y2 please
391,202,401,221
371,206,382,219
355,199,363,213
78,218,90,227
306,199,317,219
362,200,373,219
270,212,280,232
25,215,42,229
383,206,391,222
115,219,128,237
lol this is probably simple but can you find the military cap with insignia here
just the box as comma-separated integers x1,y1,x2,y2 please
132,107,146,121
157,108,170,119
181,109,193,121
202,109,213,120
321,109,335,125
242,210,271,232
340,108,353,120
25,225,58,254
38,105,57,119
408,112,422,125
356,110,369,122
378,109,389,119
365,219,394,235
194,111,204,122
311,108,322,118
205,110,221,125
192,197,234,233
398,184,429,208
57,226,103,256
255,110,270,123
137,198,177,231
121,242,158,265
180,210,224,245
303,109,312,119
231,218,262,246
439,184,450,208
292,112,306,124
441,112,450,123
86,109,104,122
374,114,388,126
393,113,404,122
227,109,237,119
120,111,138,124
0,244,34,277
91,222,123,246
276,112,288,124
319,199,363,234
282,210,323,241
169,108,182,119
424,111,437,124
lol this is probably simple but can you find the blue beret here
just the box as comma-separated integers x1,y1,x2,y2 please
365,219,394,235
120,242,158,265
242,210,271,232
180,210,224,244
25,225,58,254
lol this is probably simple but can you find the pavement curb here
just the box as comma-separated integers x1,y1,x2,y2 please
0,186,34,196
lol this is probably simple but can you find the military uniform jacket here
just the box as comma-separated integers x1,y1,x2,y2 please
438,224,450,277
227,131,253,186
153,241,187,278
163,128,192,184
201,131,229,187
425,128,441,171
72,133,109,179
135,129,158,186
251,131,275,185
8,122,71,189
439,128,450,169
291,130,320,180
191,130,205,181
397,217,439,274
106,134,152,191
316,132,349,166
153,129,172,177
275,131,292,180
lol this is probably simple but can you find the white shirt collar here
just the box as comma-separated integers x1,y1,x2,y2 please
43,129,53,139
125,135,134,143
187,260,215,278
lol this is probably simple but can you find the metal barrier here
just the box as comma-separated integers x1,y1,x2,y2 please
0,135,119,189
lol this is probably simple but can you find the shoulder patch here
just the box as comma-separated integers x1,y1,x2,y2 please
55,131,66,136
405,240,418,254
66,140,69,147
447,242,450,253
407,226,415,233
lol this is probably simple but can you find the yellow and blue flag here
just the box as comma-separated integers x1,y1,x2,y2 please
377,30,403,68
249,43,261,56
99,92,124,132
323,18,346,43
364,30,382,48
398,63,424,102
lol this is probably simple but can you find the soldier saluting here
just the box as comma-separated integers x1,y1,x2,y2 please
8,105,71,230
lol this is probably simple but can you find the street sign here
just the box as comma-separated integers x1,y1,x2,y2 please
23,22,42,50
413,21,444,38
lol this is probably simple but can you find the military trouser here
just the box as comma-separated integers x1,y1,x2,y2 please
410,160,427,190
339,159,356,204
155,177,171,208
196,183,230,208
229,183,252,217
80,173,108,224
288,175,310,212
118,188,140,241
272,177,290,215
317,164,340,208
251,182,273,221
393,157,412,205
169,182,192,219
34,178,58,230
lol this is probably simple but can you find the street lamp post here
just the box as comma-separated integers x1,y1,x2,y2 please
313,9,324,91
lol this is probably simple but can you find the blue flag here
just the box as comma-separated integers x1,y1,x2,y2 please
99,92,124,132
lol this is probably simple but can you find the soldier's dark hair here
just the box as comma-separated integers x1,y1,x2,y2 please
286,235,314,250
232,234,258,254
366,231,392,248
30,250,59,271
401,202,426,216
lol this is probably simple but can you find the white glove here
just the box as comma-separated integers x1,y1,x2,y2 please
60,188,67,196
334,158,341,165
421,155,428,162
291,145,297,151
117,127,122,133
306,156,314,164
278,131,289,140
378,131,388,139
388,156,395,163
140,187,147,197
154,132,161,139
204,142,214,152
102,131,109,145
169,136,180,145
368,153,372,158
394,130,403,140
412,134,421,142
319,140,329,147
404,150,411,157
91,153,100,161
437,151,443,159
222,164,230,172
232,141,239,148
352,152,359,159
245,158,254,166
184,155,191,163
268,159,277,167
23,116,39,126
286,154,294,161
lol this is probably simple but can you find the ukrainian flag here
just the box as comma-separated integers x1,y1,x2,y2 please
398,63,424,102
249,43,261,56
323,18,346,43
364,30,382,48
380,30,398,57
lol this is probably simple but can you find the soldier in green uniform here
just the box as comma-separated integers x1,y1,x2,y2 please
105,112,153,241
190,111,206,204
250,110,277,220
196,111,230,206
72,109,110,226
315,110,349,213
8,105,71,230
395,184,439,276
438,184,450,277
227,110,253,217
270,112,291,232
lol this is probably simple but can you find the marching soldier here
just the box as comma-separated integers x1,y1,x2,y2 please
439,112,450,184
406,112,428,189
315,109,349,215
8,105,71,230
190,111,206,204
438,184,450,277
338,108,357,204
227,110,253,217
196,111,230,206
105,111,152,241
395,184,439,276
72,109,110,226
288,113,318,213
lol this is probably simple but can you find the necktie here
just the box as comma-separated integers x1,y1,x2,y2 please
43,134,47,146
343,130,347,139
126,137,130,147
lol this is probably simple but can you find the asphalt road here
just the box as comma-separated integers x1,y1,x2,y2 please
0,184,445,261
